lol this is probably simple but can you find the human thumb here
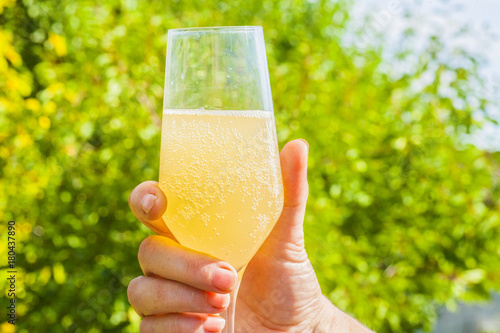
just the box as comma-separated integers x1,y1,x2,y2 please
268,139,309,247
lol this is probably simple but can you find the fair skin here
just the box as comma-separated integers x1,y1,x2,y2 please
127,139,374,333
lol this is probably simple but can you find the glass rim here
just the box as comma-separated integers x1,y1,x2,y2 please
168,26,262,34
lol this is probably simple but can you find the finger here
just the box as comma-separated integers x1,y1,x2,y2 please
267,139,309,246
140,313,225,333
129,181,174,238
128,276,230,317
138,235,238,293
281,139,309,209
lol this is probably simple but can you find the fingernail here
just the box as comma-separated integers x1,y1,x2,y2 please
212,266,237,292
203,315,225,332
141,194,157,214
299,139,309,152
207,292,230,309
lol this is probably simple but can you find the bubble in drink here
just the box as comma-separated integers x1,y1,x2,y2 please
159,109,284,271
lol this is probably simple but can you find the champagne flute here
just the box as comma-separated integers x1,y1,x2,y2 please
159,26,284,333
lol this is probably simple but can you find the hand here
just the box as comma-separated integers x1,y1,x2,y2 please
127,139,374,332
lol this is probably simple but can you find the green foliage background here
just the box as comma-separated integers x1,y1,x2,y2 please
1,0,500,332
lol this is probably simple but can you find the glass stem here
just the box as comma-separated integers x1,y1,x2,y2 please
221,267,245,333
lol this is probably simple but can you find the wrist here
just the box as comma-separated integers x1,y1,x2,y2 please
312,295,336,332
313,295,374,333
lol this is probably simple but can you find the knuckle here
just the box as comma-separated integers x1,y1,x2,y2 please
198,260,221,286
138,235,158,263
156,281,171,307
127,276,144,306
185,254,205,279
139,317,151,333
188,287,201,303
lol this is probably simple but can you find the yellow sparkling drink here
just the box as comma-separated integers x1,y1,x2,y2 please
159,109,284,271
